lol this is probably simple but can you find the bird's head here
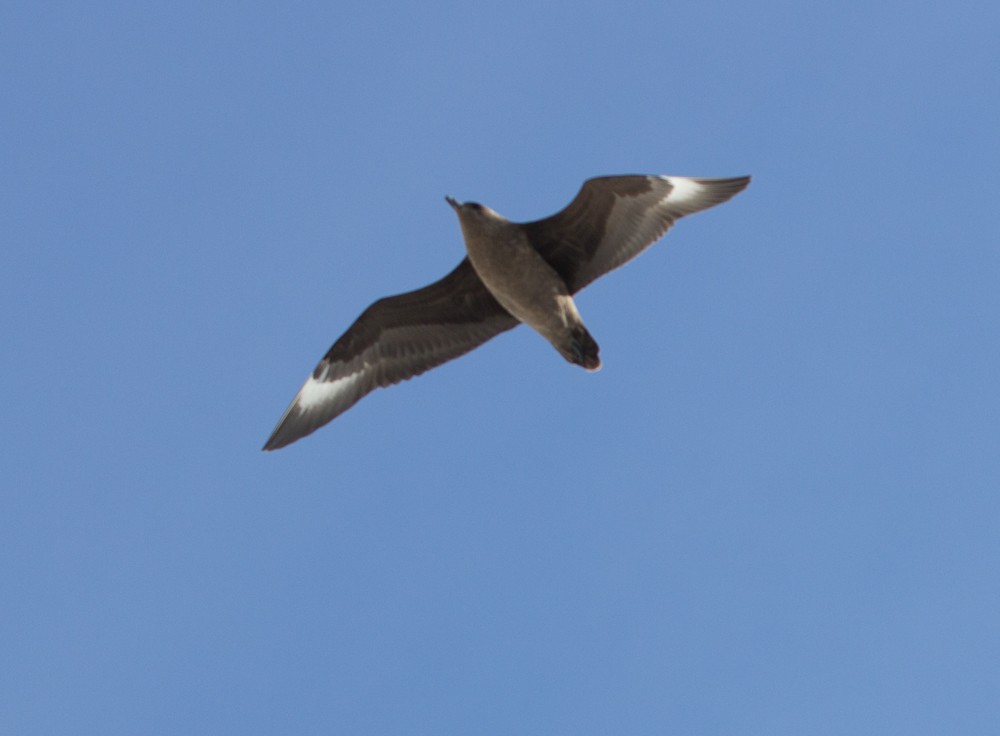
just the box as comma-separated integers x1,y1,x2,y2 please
445,196,503,224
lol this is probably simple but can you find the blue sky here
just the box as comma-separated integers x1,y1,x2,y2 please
4,1,999,733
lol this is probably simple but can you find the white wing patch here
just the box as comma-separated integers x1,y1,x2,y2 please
296,370,363,410
659,176,704,206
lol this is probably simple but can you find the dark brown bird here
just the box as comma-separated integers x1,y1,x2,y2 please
264,175,750,450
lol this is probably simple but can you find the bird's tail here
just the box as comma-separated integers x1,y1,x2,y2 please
566,325,601,372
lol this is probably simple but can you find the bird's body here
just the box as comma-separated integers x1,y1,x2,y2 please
264,174,750,450
449,199,600,370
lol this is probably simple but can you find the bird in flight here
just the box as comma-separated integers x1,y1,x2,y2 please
263,174,750,450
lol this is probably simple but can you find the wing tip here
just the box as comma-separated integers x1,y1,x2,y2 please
261,434,287,452
261,406,303,451
699,174,751,192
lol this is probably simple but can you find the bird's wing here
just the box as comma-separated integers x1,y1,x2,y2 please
522,175,750,293
263,258,518,450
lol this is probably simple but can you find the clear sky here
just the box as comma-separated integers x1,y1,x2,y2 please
4,1,998,734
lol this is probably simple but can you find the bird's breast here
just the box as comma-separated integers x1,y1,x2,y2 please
462,227,570,326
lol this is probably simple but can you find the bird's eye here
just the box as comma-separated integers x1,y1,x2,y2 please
468,203,483,211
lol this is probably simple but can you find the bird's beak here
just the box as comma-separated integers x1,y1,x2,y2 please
445,196,460,210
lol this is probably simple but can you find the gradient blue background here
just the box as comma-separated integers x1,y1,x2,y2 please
4,1,998,734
